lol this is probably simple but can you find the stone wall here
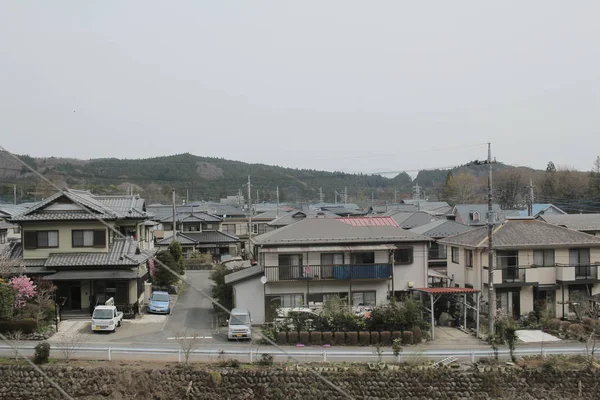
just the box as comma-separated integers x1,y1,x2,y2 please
0,364,597,399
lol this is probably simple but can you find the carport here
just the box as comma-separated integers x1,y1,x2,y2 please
413,287,480,340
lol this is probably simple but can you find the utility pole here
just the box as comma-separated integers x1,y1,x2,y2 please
276,186,280,217
487,142,495,337
344,187,347,205
13,184,17,205
186,188,189,205
334,190,338,204
371,192,374,205
247,176,253,253
172,189,177,242
394,189,397,204
319,187,324,204
413,183,422,211
528,178,535,217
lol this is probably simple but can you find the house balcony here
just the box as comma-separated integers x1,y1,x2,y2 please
263,264,392,283
483,267,538,287
556,264,600,283
428,249,447,261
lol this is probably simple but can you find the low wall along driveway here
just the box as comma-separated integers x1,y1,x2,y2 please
0,364,598,399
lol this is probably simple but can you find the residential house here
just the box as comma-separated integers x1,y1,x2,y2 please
9,189,155,315
156,230,240,258
267,209,339,230
518,204,566,218
409,220,474,285
449,204,520,227
225,217,431,324
538,214,600,237
0,203,32,243
440,217,600,320
372,201,451,216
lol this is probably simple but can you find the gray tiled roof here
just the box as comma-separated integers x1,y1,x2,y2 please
225,265,263,285
409,219,474,238
252,218,431,246
389,211,441,229
148,203,246,220
10,189,150,222
156,232,199,245
0,203,32,217
160,212,222,223
439,218,600,249
44,238,148,267
184,231,240,244
539,214,600,232
268,210,339,227
451,204,521,226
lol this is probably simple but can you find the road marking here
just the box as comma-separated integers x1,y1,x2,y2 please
167,336,212,340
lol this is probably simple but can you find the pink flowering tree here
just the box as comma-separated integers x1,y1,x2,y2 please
9,276,37,309
149,258,156,279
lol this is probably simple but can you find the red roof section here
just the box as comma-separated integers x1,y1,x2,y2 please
337,216,400,227
414,287,480,295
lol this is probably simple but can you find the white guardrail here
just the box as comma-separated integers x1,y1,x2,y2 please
0,344,591,364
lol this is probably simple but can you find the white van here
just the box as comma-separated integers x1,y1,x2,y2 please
227,308,252,340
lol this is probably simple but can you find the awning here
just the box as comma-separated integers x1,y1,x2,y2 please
428,269,450,279
43,269,140,281
259,244,397,253
537,284,559,290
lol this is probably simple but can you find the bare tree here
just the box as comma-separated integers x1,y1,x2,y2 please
569,292,600,367
445,172,477,204
6,330,25,360
32,278,56,328
176,330,203,365
495,169,526,209
56,332,82,361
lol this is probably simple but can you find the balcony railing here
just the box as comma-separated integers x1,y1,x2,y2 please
428,249,447,260
263,264,392,282
556,264,599,281
501,266,525,283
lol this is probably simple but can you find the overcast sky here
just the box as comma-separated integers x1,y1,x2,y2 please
1,1,599,175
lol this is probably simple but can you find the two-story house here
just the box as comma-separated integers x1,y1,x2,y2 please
449,204,520,227
10,189,155,315
225,217,431,324
539,214,600,237
440,217,600,320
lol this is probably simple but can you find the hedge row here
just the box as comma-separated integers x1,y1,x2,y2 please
276,327,423,346
0,319,38,334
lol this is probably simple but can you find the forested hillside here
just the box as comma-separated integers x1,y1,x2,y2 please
1,152,599,212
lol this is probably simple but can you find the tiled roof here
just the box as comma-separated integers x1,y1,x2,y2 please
268,210,339,227
44,238,148,267
252,218,431,246
389,211,441,229
337,216,399,227
160,212,222,223
0,203,32,217
10,189,150,222
147,204,246,220
185,231,240,244
540,214,600,231
156,232,198,245
439,218,600,249
409,219,474,238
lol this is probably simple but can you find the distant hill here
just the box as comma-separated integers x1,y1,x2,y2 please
0,152,596,211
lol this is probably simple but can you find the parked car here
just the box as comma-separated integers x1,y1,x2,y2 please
227,308,252,340
148,291,171,314
91,298,123,333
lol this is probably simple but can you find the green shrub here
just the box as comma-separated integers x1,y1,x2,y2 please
402,331,414,345
547,318,562,331
255,353,273,366
298,331,310,345
0,284,14,320
216,358,240,368
0,319,38,334
310,331,322,345
380,331,392,345
34,342,50,364
334,332,345,345
359,331,370,346
322,332,333,345
287,331,298,344
276,331,287,345
345,331,358,345
370,331,380,345
411,326,423,344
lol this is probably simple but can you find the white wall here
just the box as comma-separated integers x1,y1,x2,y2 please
233,278,265,324
393,243,428,291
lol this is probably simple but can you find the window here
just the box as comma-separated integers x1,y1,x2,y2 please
222,224,236,234
252,224,258,234
278,254,302,280
204,223,213,230
308,292,348,304
451,247,459,263
465,250,473,268
24,230,59,249
569,248,590,266
72,230,106,248
352,291,376,306
0,231,6,244
394,247,413,264
470,211,480,222
265,294,305,321
321,253,343,279
350,252,375,264
533,249,555,267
